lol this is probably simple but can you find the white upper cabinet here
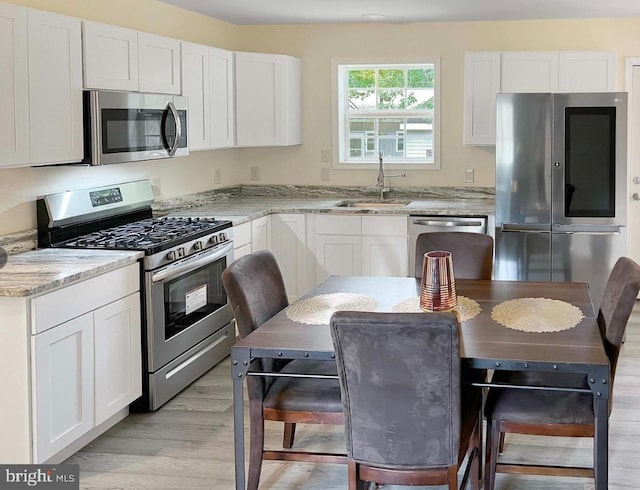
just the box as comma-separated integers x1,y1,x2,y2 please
0,3,29,167
83,23,180,94
180,43,235,150
181,42,211,150
210,47,235,148
465,50,617,145
28,9,83,165
558,51,616,92
138,32,180,94
235,52,302,147
82,21,138,91
501,52,560,93
463,52,501,146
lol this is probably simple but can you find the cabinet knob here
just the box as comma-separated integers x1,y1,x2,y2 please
633,193,640,201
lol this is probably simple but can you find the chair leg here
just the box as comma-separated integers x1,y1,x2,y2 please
470,420,480,490
447,465,458,490
348,460,366,490
484,420,500,490
282,422,296,448
248,401,265,490
498,432,505,454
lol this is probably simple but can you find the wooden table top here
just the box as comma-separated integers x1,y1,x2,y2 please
234,276,608,368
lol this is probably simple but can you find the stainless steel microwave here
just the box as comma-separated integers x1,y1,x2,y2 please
82,90,189,165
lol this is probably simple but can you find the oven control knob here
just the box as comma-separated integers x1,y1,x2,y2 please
209,235,219,245
166,250,177,261
219,232,227,242
193,241,203,250
177,247,187,257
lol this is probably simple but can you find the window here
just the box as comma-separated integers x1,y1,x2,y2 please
336,61,439,168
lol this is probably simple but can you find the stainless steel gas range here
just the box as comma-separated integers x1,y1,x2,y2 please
37,180,235,410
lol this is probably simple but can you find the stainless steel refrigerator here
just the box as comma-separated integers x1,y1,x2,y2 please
494,92,628,309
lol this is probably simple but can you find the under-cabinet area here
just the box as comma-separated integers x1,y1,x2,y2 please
0,258,142,464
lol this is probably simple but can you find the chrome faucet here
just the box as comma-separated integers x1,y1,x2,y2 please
376,151,406,199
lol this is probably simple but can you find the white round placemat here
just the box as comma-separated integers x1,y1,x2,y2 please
491,297,584,333
285,293,377,325
391,295,482,322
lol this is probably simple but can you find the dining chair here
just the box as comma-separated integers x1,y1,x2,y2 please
221,250,345,490
414,232,494,280
483,256,640,489
329,310,481,490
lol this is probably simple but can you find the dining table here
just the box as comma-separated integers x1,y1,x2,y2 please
230,276,610,490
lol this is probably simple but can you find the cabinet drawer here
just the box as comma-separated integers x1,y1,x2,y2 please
314,215,362,235
362,216,408,236
32,263,139,334
233,222,251,248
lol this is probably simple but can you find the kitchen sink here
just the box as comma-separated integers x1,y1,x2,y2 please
335,200,412,208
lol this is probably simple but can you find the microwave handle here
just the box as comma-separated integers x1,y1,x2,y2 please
166,101,181,157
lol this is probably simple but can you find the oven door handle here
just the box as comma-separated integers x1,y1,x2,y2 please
151,242,233,283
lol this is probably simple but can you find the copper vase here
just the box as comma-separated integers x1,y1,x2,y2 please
420,251,457,312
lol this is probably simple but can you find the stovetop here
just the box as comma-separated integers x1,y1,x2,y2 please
59,216,232,255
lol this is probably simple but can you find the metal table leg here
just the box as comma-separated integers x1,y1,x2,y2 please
589,365,610,490
232,347,251,490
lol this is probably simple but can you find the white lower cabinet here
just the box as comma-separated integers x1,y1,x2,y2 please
271,214,307,300
251,215,272,252
32,312,94,463
0,262,141,464
232,222,252,262
307,215,408,288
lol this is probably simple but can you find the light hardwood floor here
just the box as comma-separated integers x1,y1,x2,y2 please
66,303,640,489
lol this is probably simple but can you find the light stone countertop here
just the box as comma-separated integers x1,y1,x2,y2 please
164,197,495,225
0,249,143,298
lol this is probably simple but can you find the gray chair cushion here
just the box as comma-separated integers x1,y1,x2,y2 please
330,311,480,469
263,360,343,412
485,371,593,425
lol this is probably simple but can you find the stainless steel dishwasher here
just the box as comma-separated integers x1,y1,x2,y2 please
408,215,488,276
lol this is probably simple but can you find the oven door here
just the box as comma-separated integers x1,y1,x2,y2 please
86,90,188,165
145,242,234,372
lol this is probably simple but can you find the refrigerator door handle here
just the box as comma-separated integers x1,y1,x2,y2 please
501,223,551,233
552,224,625,235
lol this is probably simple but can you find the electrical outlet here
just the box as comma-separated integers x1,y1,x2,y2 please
214,168,222,185
151,178,162,196
321,149,331,163
250,166,260,181
321,167,330,181
465,168,475,183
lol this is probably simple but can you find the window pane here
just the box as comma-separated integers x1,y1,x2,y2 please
348,69,375,88
378,89,405,110
406,89,435,110
408,68,435,88
378,69,404,88
379,119,403,157
349,89,375,109
349,138,363,157
406,117,433,161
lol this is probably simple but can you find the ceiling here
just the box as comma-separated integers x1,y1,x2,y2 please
159,0,640,25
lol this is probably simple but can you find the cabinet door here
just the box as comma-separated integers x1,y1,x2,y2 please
314,235,362,283
362,236,409,277
138,32,180,94
28,9,83,165
271,214,307,301
501,52,559,93
32,312,94,463
558,51,616,92
181,42,210,150
235,52,285,147
463,52,501,145
0,3,29,167
210,47,235,148
94,293,142,426
251,215,272,252
82,21,138,91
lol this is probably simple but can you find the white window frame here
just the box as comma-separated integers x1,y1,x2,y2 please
332,59,441,170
